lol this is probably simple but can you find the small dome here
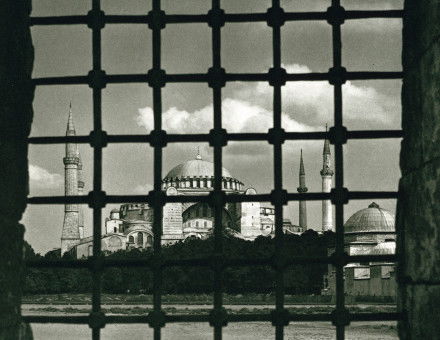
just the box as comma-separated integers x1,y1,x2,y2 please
344,202,395,234
164,157,232,179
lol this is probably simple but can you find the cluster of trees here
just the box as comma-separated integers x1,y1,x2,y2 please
24,230,335,295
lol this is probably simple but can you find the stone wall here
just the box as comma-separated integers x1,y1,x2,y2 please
0,0,34,339
398,0,440,338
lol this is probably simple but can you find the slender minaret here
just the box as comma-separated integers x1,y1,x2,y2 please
320,125,334,232
61,103,80,255
297,149,308,229
77,145,85,239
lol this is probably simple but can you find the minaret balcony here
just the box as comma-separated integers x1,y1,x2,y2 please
297,187,308,193
63,156,80,165
320,167,334,176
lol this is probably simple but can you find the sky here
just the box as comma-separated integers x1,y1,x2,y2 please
23,0,404,254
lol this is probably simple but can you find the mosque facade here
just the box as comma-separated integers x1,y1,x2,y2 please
60,106,336,258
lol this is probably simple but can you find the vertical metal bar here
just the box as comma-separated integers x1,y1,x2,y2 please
91,1,103,339
271,1,284,339
211,1,223,340
151,1,163,340
331,1,345,339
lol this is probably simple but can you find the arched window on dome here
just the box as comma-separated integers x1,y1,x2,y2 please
196,221,199,228
128,235,134,243
137,232,143,247
204,221,207,228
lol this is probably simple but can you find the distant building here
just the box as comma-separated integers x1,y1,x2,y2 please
60,105,336,258
323,202,396,297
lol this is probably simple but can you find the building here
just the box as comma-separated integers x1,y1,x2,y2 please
323,202,396,297
61,106,335,258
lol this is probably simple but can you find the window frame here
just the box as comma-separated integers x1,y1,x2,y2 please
25,1,404,339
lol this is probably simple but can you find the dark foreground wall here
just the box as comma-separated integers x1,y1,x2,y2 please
0,1,34,339
398,0,440,339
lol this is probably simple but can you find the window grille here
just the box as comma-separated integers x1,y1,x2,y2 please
25,1,404,339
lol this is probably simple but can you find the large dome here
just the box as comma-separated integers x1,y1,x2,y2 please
344,202,395,234
164,157,232,179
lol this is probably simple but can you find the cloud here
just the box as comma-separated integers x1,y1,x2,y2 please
29,164,63,189
136,98,316,134
245,64,397,126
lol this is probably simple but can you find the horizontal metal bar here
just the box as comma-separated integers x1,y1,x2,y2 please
347,130,404,139
348,255,397,263
25,254,396,269
347,71,403,80
23,312,402,325
348,191,399,200
33,75,88,86
29,10,403,27
30,16,87,26
350,312,402,322
23,315,89,323
344,10,403,20
27,129,403,145
32,71,403,87
26,190,399,205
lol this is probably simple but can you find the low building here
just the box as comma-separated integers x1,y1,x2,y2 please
323,202,396,297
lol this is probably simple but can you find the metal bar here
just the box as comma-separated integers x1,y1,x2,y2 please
150,1,164,339
90,1,103,339
330,1,346,339
269,1,286,339
26,129,403,145
28,9,403,27
22,312,403,325
26,190,399,205
31,71,403,87
210,1,225,339
25,254,397,269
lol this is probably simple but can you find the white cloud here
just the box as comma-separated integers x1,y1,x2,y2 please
248,64,396,125
136,98,315,134
29,164,63,189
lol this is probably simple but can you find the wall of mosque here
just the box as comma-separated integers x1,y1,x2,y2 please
162,202,183,239
345,265,396,297
240,201,262,239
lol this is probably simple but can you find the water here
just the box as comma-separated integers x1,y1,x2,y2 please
31,321,397,340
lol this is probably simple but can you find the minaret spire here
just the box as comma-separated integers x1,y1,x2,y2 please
320,124,334,232
67,101,75,134
61,103,80,255
297,149,308,229
323,123,331,156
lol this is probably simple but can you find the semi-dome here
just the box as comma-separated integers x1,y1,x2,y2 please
164,155,232,179
344,202,395,234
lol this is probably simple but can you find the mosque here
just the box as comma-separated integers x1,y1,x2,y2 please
60,106,396,298
61,106,326,257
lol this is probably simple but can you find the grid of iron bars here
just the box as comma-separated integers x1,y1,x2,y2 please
25,1,404,339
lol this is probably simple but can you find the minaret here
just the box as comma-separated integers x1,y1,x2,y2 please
77,145,85,239
297,149,308,229
61,103,80,255
320,125,334,232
